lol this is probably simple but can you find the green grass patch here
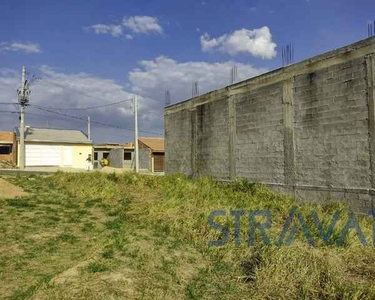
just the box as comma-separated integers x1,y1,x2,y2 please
86,262,109,273
1,172,375,299
6,198,35,208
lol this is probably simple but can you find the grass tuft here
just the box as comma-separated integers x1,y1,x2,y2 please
87,262,109,273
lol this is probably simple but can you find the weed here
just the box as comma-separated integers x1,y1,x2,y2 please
82,221,95,232
107,172,118,182
47,216,61,222
104,219,122,230
102,248,114,259
56,233,78,244
84,198,102,208
87,262,108,273
6,198,35,208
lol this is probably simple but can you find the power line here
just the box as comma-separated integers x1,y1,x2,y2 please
26,111,83,122
33,97,133,111
27,70,161,116
0,110,19,113
33,106,163,136
142,110,162,117
31,105,163,136
28,72,134,110
24,69,163,136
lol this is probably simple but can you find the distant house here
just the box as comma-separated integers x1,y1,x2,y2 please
0,131,17,164
93,143,134,169
138,137,165,172
16,127,92,169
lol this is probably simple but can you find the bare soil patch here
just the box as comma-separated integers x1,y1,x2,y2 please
99,166,131,174
0,177,28,198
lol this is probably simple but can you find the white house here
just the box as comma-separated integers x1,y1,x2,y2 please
16,127,93,169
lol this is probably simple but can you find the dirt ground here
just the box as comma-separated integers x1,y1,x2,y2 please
100,167,164,176
99,166,132,174
0,178,28,198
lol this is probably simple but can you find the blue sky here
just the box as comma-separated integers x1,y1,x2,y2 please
0,0,374,143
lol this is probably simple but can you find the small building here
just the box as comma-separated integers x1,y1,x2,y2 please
138,137,165,172
93,143,134,169
16,127,92,169
0,131,17,164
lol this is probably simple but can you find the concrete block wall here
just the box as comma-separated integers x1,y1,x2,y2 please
294,57,370,188
164,37,375,212
165,109,193,175
235,82,285,183
139,149,150,170
109,149,124,168
196,97,230,179
292,57,373,211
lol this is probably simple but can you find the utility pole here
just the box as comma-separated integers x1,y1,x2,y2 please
18,66,28,170
87,116,91,140
134,95,139,173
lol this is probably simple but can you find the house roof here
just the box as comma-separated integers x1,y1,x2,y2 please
94,143,123,149
16,127,92,144
138,137,164,152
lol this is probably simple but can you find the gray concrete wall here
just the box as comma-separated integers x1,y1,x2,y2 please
235,82,284,183
109,149,124,168
139,149,150,170
196,96,230,179
165,37,375,212
165,109,193,175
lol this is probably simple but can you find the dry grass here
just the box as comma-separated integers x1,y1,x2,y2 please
0,172,374,299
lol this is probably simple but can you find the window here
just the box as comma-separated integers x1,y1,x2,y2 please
124,152,132,161
103,152,110,159
94,152,98,160
0,145,11,155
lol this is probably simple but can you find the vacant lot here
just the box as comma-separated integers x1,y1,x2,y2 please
0,172,374,299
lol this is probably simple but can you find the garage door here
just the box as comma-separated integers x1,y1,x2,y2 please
153,153,165,172
26,145,61,166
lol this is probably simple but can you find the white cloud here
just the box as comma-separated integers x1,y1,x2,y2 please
0,66,137,143
200,26,277,59
0,42,41,54
123,16,163,34
128,56,267,103
90,24,123,37
87,15,163,39
0,57,267,143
